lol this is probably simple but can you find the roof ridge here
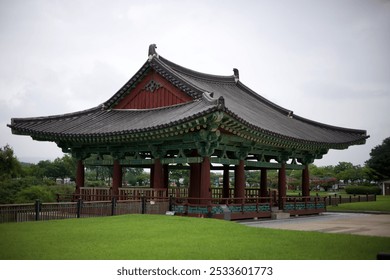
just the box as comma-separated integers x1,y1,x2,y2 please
291,114,368,135
234,81,367,135
10,106,101,123
149,58,203,98
157,55,235,83
235,81,293,115
112,98,199,112
102,60,151,108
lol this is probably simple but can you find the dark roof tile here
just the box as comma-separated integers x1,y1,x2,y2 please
8,47,368,148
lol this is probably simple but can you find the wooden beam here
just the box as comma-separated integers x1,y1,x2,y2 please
210,157,239,165
245,161,281,169
161,157,203,164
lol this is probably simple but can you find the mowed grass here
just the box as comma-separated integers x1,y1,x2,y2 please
327,196,390,212
0,215,389,260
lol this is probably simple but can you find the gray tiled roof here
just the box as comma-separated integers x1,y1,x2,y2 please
9,98,218,138
8,49,368,147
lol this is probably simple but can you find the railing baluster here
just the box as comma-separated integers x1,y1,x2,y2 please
34,200,40,221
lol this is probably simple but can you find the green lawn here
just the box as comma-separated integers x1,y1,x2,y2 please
0,214,389,260
327,195,390,212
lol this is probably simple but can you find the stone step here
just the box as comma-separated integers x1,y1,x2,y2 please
271,211,290,220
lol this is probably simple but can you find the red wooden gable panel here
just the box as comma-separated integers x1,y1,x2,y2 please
114,70,192,109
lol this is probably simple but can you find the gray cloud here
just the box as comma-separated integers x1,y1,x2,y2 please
1,0,389,166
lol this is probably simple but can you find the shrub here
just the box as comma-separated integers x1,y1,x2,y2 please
85,180,106,187
345,185,381,195
15,185,56,203
0,178,31,204
49,185,75,199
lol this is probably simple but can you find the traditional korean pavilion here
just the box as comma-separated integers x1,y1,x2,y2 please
8,44,368,219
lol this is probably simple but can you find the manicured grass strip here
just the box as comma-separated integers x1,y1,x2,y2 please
0,215,389,260
327,196,390,212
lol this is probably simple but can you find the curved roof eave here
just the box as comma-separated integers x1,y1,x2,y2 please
146,53,368,145
8,45,369,150
8,97,221,142
219,106,368,148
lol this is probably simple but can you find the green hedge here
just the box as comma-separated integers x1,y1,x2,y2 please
345,185,381,195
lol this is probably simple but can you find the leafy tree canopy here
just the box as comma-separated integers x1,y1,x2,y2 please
366,137,390,180
32,155,76,180
0,144,22,180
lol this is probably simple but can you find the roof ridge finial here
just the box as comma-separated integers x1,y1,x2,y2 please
148,44,158,61
233,68,239,83
217,96,225,109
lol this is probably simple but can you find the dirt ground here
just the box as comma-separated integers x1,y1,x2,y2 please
238,212,390,237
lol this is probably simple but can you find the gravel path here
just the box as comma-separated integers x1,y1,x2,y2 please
238,212,390,237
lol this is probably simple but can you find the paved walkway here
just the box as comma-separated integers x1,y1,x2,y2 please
238,212,390,237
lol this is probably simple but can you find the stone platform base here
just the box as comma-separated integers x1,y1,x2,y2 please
271,210,290,220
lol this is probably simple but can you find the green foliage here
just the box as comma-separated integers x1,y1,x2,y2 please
135,172,150,186
366,137,390,180
49,185,75,199
86,165,111,182
333,162,371,182
310,164,334,177
169,169,189,187
0,178,30,204
35,155,76,180
309,162,372,185
0,215,388,260
14,186,56,203
0,144,22,180
124,168,138,186
246,170,260,187
0,146,77,204
345,185,381,195
85,180,107,187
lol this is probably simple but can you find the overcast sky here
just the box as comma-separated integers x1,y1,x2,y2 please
1,0,389,167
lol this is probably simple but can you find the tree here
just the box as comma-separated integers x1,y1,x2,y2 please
366,137,390,180
246,170,259,187
58,155,77,180
169,169,189,188
15,185,55,203
334,162,354,174
310,164,335,178
332,162,371,184
86,165,111,183
0,144,22,180
124,167,145,186
35,155,76,181
0,178,29,204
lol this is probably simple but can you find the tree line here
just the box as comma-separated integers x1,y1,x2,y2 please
1,137,389,203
